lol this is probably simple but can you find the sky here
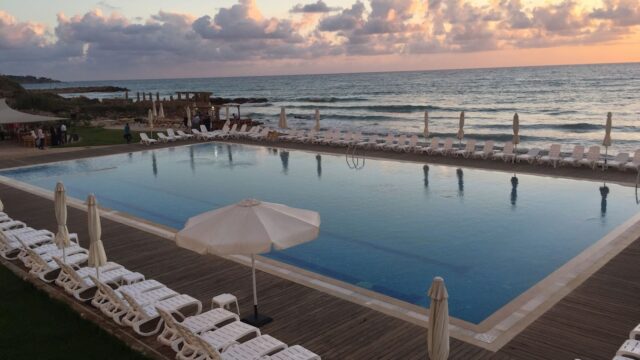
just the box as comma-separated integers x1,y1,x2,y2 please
1,0,639,81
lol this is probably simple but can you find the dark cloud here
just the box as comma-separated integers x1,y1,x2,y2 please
290,1,340,13
591,0,640,26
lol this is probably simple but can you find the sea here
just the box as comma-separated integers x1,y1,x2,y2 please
25,63,640,153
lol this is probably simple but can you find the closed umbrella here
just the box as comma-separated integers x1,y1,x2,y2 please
54,182,71,262
176,199,320,326
87,194,107,280
152,100,158,118
159,102,165,120
457,111,465,144
603,112,612,168
186,106,192,128
427,276,450,360
314,109,321,132
148,109,154,129
0,197,3,212
424,111,429,138
279,107,288,129
512,113,520,151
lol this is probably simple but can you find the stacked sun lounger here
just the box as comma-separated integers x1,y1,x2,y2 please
614,323,640,359
0,209,321,360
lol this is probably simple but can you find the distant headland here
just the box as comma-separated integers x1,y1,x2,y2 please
1,75,62,84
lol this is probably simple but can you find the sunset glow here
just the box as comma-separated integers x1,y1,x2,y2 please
1,0,639,80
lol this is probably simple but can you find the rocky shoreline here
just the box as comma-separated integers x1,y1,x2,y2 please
31,86,129,94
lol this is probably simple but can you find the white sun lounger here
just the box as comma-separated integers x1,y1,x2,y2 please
174,321,283,360
374,134,394,150
578,146,601,169
516,148,541,164
1,229,55,260
216,124,237,139
617,339,640,359
432,138,454,156
23,247,88,283
19,241,83,268
53,257,143,301
194,321,262,354
397,135,418,152
229,124,247,139
492,141,514,161
560,145,584,167
156,306,239,352
266,345,322,360
249,127,271,141
90,276,166,322
624,150,640,172
91,277,165,311
121,290,202,336
356,134,378,148
598,152,630,170
176,130,194,140
0,220,27,231
167,129,185,140
140,133,157,145
454,140,476,158
539,144,562,168
419,137,440,155
157,132,176,143
473,141,494,159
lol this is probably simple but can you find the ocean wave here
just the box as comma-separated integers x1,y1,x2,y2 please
291,96,369,103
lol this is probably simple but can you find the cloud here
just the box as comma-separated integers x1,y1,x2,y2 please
591,0,640,26
291,1,340,13
0,0,639,79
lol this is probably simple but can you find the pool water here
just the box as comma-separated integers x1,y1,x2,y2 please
2,143,638,324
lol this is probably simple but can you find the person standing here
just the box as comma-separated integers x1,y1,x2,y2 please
37,127,45,149
59,123,67,144
123,123,132,144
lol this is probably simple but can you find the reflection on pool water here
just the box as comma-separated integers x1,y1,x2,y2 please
2,143,638,324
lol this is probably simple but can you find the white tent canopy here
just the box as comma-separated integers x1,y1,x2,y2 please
0,98,65,124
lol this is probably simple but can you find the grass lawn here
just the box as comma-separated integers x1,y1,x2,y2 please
61,126,140,147
0,265,150,360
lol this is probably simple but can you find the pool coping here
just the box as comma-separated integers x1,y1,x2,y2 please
1,143,639,352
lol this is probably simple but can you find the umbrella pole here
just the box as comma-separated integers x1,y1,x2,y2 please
252,254,258,319
603,146,608,171
241,254,273,327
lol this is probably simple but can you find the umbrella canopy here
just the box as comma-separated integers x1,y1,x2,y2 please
512,113,520,146
159,102,165,119
457,111,465,141
278,107,288,129
314,109,321,132
603,112,612,147
427,277,450,360
176,199,320,325
148,109,154,129
87,194,107,277
152,100,158,118
54,183,71,258
424,111,429,138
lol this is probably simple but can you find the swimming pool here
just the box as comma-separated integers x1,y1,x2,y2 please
2,143,638,325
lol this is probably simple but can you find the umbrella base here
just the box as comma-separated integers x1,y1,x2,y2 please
242,313,273,327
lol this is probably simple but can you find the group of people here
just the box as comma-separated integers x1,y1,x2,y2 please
33,123,67,150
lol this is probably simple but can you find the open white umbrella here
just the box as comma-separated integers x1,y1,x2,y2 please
427,276,450,360
176,199,320,326
278,107,288,129
54,182,71,262
513,113,520,151
424,111,430,138
457,111,465,144
603,112,612,168
87,194,107,280
152,100,158,118
159,102,165,120
314,109,321,132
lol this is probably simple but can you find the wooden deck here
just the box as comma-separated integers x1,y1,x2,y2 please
1,142,639,359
